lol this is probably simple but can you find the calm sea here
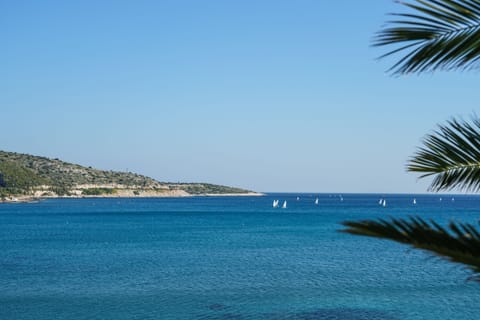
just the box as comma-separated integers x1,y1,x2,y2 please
1,194,480,320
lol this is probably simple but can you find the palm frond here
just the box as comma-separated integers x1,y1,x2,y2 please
341,217,480,280
375,0,480,74
408,116,480,192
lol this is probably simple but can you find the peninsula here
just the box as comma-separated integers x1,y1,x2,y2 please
0,150,260,202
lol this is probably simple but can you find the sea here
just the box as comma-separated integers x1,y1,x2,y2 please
1,193,480,320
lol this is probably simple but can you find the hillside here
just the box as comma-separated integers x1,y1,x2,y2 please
0,150,256,200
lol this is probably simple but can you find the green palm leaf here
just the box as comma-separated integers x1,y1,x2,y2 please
408,116,480,192
342,1,480,284
341,217,480,280
375,0,480,74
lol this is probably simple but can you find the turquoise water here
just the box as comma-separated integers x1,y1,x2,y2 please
1,194,480,319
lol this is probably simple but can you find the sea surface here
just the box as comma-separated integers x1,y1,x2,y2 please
1,193,480,320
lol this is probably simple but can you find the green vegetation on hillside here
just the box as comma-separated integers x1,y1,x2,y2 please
0,150,254,198
0,160,47,197
0,151,161,188
173,183,251,195
81,188,117,196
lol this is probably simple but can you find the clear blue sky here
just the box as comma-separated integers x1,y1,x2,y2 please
2,1,479,193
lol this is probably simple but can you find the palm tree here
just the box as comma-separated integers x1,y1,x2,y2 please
342,0,480,281
374,0,480,74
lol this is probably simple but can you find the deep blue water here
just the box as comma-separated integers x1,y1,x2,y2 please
1,193,480,320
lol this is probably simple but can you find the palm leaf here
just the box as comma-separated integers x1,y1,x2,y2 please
375,0,480,74
343,1,480,285
341,217,480,280
407,116,480,192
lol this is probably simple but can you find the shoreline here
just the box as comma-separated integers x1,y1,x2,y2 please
0,192,264,204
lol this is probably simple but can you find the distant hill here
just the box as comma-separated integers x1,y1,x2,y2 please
0,150,256,200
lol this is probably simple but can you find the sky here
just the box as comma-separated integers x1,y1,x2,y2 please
2,0,479,193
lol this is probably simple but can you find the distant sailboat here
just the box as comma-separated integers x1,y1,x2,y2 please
272,200,279,208
315,198,319,205
413,198,416,205
379,198,383,205
452,197,455,202
296,196,300,201
382,199,386,207
282,200,287,209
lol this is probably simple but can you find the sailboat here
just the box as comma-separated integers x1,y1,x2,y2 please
296,196,300,201
282,200,287,209
413,198,416,205
382,199,386,207
272,200,279,208
315,198,319,205
379,198,383,205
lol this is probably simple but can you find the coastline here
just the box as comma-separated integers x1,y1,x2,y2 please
0,191,264,204
198,192,264,197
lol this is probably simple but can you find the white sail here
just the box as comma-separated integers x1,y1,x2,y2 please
382,199,386,207
315,198,319,205
413,198,416,205
379,198,383,205
273,200,279,208
282,201,287,209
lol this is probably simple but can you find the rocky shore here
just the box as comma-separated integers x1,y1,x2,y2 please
0,188,263,204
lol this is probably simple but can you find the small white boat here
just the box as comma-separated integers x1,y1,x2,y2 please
272,200,279,208
379,198,383,205
315,198,319,205
282,200,287,209
382,199,386,207
413,198,416,205
296,196,300,201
